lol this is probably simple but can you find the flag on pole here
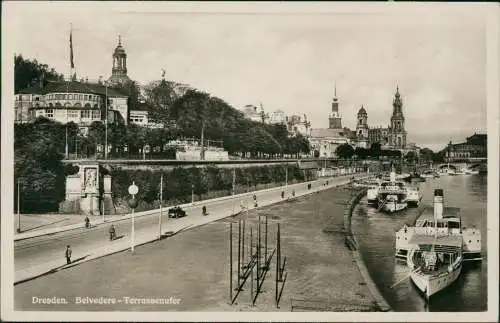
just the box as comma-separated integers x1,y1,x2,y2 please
70,27,74,69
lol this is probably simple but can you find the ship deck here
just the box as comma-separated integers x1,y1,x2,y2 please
417,207,461,222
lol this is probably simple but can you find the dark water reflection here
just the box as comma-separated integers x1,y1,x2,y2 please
351,175,487,312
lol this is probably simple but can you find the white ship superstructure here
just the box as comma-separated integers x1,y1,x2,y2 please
394,189,482,299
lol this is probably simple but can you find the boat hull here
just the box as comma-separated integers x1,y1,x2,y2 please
382,200,408,213
410,263,462,299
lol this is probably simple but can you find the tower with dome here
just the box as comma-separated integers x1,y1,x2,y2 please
108,36,130,86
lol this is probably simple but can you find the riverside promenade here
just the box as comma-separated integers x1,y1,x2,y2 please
14,173,367,285
15,173,388,312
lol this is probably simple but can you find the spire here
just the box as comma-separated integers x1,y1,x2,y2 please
334,81,337,98
118,34,122,46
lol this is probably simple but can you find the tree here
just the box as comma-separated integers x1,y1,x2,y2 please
405,151,417,163
14,118,66,212
143,79,188,124
15,54,63,92
419,148,434,162
355,147,369,159
336,143,355,159
369,142,382,159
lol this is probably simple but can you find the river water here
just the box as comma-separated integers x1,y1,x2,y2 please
351,174,487,312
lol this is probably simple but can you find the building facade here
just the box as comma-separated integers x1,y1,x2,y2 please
15,36,133,129
241,104,266,123
286,114,311,137
15,79,129,132
309,86,349,158
444,133,487,162
268,109,286,124
129,101,164,128
355,86,408,150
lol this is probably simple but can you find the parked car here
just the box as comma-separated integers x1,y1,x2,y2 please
168,206,187,218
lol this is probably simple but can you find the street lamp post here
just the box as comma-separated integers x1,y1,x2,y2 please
105,82,108,160
285,166,288,195
159,174,163,240
128,182,139,252
17,179,21,233
191,184,194,204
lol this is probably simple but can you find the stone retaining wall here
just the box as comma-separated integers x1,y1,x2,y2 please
343,188,392,312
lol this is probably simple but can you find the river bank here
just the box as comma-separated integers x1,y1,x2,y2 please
343,188,392,312
15,182,382,312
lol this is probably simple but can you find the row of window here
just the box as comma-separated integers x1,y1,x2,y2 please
46,93,101,102
41,109,100,119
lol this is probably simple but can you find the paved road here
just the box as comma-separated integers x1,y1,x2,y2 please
14,174,365,281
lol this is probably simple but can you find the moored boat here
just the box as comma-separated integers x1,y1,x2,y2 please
367,169,421,209
394,189,482,299
421,170,440,179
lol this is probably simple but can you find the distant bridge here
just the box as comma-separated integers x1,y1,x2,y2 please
435,157,487,172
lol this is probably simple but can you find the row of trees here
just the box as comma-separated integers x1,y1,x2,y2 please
111,164,312,211
142,82,310,158
334,142,444,163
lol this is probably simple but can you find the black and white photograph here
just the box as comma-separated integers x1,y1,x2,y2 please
1,2,499,322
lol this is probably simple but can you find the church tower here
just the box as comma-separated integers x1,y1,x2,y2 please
389,86,407,148
356,105,369,148
328,84,343,129
108,36,130,86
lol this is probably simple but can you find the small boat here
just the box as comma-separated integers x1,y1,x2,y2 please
394,189,482,299
462,167,479,175
421,170,439,179
379,191,408,213
446,168,456,176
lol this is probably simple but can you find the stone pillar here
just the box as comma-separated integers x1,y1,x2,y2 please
102,175,114,214
79,163,100,216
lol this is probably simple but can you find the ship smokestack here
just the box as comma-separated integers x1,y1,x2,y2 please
434,189,444,220
390,167,396,182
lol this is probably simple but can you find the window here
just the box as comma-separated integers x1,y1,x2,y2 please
68,110,79,119
81,110,91,119
92,110,100,119
45,109,54,118
79,94,83,100
68,94,73,100
64,94,68,100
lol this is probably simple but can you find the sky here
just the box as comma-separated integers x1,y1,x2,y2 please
5,2,490,151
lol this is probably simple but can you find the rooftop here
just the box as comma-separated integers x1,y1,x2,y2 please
17,80,129,98
310,128,346,139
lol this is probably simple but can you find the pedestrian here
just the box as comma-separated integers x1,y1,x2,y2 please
281,191,285,199
84,216,90,228
65,245,72,264
109,224,116,241
292,189,295,197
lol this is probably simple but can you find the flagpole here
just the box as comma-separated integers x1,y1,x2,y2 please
105,82,108,159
